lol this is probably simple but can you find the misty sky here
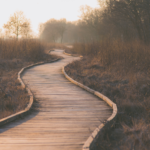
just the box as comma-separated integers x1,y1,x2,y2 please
0,0,99,35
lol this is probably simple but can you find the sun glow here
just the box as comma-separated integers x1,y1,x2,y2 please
0,0,99,35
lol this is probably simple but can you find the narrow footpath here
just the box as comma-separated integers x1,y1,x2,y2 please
0,50,112,150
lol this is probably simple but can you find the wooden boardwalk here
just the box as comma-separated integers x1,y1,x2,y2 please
0,50,112,150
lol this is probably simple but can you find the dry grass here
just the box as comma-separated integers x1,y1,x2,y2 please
0,59,30,119
0,38,60,119
0,38,55,62
65,40,150,150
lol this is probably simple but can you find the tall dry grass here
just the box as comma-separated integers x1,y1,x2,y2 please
65,40,150,150
72,40,150,71
0,38,59,119
0,38,48,62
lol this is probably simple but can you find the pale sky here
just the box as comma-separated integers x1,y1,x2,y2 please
0,0,99,35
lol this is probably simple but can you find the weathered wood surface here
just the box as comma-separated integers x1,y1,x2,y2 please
0,50,112,150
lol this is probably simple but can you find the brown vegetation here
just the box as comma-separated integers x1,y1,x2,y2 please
0,38,59,119
3,11,32,39
65,41,150,150
38,0,150,149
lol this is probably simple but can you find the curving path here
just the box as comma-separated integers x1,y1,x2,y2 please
0,50,112,150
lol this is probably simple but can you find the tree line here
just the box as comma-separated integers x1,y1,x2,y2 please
40,0,150,44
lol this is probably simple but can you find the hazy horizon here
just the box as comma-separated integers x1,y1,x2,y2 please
0,0,99,36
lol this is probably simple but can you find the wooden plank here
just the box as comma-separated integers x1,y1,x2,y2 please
0,50,112,150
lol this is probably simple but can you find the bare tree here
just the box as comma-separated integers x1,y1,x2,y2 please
99,0,150,43
3,11,32,39
79,5,109,41
21,19,32,38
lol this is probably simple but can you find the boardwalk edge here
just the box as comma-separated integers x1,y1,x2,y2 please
62,66,118,150
0,58,61,127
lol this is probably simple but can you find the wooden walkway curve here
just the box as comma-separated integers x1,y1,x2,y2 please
0,50,112,150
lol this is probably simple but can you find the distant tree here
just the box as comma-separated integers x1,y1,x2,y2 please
0,28,2,38
39,18,66,43
41,19,60,42
99,0,150,43
21,19,32,38
38,23,43,37
79,5,108,41
3,11,32,39
57,19,66,43
80,5,101,30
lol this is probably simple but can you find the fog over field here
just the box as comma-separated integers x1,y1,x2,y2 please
0,0,99,35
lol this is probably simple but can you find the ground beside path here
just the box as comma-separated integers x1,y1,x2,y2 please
0,49,112,150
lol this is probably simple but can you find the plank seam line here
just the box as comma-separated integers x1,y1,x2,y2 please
62,65,117,150
0,58,61,127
